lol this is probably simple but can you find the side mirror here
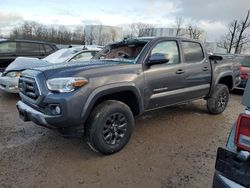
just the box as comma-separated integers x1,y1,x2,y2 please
148,53,170,65
209,55,223,61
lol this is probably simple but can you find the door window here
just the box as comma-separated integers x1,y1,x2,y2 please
19,42,41,55
0,42,16,53
151,41,180,64
182,42,204,63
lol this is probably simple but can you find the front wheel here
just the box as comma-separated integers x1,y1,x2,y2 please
207,84,229,114
86,100,134,155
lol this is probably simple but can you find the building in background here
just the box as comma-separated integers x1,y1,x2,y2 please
84,25,123,45
139,27,206,42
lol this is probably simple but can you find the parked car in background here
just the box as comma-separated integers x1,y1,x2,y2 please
213,77,250,188
0,39,58,73
235,55,250,89
0,46,101,93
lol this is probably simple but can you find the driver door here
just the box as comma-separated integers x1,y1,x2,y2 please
143,40,186,110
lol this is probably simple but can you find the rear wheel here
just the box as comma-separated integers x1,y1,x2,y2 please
207,84,229,114
86,100,134,154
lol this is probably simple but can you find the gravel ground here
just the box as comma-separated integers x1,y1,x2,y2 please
0,90,245,188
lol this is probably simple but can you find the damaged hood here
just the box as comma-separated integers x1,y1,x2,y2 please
4,57,51,73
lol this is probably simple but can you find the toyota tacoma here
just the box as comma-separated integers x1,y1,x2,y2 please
16,37,240,154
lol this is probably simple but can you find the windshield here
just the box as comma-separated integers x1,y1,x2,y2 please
93,39,149,63
43,48,82,63
237,56,250,67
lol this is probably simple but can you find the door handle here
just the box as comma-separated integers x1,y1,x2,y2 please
203,67,209,71
176,69,185,74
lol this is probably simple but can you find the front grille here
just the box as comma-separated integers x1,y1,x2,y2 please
19,76,40,100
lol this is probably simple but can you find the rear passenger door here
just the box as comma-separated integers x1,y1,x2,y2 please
181,41,211,99
17,42,44,58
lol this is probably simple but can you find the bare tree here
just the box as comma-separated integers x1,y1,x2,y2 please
129,22,153,37
234,10,250,53
175,17,184,37
85,25,94,45
110,28,118,42
218,10,250,54
228,20,238,53
187,25,202,40
217,20,238,53
10,21,84,44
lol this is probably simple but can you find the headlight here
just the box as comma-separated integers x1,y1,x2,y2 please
6,71,21,78
46,77,88,93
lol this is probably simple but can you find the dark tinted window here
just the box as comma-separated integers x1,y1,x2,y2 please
44,45,54,53
19,42,40,54
0,42,16,53
182,42,204,63
40,44,46,54
151,41,180,64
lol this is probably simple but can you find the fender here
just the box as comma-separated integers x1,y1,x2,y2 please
208,71,234,97
80,82,144,124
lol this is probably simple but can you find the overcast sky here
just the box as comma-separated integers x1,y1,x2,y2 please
0,0,250,41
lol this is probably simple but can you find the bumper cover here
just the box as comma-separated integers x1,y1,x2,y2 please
213,172,245,188
0,76,19,93
16,101,59,129
214,147,250,188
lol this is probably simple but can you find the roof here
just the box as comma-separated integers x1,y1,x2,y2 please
0,39,57,45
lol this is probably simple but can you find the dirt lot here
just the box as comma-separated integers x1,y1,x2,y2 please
0,90,245,188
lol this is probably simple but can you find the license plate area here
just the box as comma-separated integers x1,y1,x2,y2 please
215,147,250,187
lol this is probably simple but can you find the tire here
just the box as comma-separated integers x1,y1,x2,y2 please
207,84,229,114
86,100,134,155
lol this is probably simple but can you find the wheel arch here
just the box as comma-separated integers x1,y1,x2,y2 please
208,72,234,97
81,83,144,125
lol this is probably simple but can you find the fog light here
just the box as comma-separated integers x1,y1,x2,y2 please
8,85,18,90
50,105,61,115
55,106,61,114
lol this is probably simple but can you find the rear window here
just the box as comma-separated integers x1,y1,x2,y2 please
237,56,250,67
182,42,204,63
0,42,16,53
43,48,81,63
19,42,40,54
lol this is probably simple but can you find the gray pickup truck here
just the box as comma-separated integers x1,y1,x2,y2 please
16,37,240,154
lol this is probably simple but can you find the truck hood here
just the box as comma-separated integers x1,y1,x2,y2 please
30,59,133,79
4,57,50,73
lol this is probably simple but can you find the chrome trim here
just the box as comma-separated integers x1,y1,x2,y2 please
150,84,210,99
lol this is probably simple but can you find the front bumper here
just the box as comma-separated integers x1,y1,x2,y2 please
17,90,87,129
0,76,19,93
16,101,58,129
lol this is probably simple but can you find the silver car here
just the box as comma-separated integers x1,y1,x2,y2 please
0,46,101,93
